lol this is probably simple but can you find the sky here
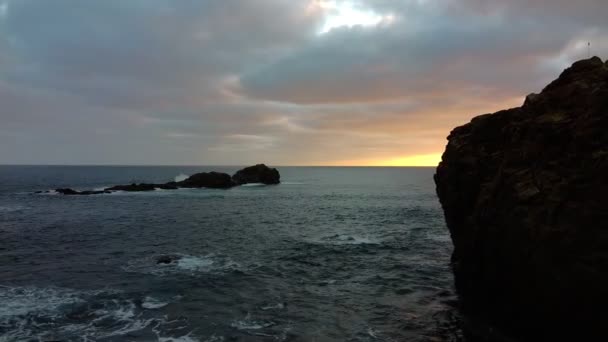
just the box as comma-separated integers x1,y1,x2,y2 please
1,0,607,166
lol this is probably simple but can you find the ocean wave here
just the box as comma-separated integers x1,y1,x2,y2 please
174,173,190,182
35,189,59,195
142,296,170,309
239,183,266,187
231,313,276,330
0,285,194,341
316,234,382,245
159,334,201,342
0,205,28,213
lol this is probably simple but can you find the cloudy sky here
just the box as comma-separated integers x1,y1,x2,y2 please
1,0,606,165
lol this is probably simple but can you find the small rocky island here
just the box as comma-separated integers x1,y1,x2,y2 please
49,163,280,195
435,57,607,341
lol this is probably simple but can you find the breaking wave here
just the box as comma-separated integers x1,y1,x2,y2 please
316,234,382,245
0,285,194,341
174,174,190,182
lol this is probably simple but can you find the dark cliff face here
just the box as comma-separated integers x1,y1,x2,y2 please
434,57,608,341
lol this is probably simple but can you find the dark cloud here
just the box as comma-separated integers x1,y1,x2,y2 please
1,0,607,165
239,0,607,105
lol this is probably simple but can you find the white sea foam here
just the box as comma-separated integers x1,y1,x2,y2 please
0,205,28,213
174,173,190,182
231,313,275,330
177,255,216,271
0,285,172,341
0,285,84,319
318,234,381,245
142,296,170,309
240,183,266,187
123,253,242,276
159,334,201,342
368,326,381,339
37,189,59,195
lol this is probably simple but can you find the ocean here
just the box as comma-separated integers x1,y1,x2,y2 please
0,166,461,341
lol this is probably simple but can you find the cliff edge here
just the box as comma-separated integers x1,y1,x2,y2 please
434,57,608,341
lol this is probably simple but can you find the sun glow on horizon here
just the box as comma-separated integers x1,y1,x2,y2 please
326,153,443,167
378,153,443,167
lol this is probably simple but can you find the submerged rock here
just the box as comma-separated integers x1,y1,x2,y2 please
435,57,608,341
156,254,181,265
232,164,280,185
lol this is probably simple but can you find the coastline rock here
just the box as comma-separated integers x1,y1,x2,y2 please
157,182,179,190
434,57,608,340
43,164,280,194
55,188,109,195
232,164,280,185
105,183,157,192
177,171,234,188
55,188,80,195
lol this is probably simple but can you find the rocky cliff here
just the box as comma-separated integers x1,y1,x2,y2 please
435,57,608,341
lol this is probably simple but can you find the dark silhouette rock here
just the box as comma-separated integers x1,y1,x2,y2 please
435,57,608,341
79,190,111,195
157,182,179,190
104,183,157,192
232,164,280,185
55,188,80,195
156,254,181,265
177,172,234,188
45,164,280,194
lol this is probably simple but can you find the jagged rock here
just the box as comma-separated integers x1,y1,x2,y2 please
157,182,179,190
104,183,157,192
232,164,280,185
177,171,234,188
45,164,280,194
434,57,608,341
55,188,80,195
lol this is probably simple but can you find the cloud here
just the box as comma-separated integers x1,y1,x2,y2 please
238,0,607,105
0,0,607,165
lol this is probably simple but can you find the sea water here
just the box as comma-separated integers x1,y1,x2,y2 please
0,166,461,341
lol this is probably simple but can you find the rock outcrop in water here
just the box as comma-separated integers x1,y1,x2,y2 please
48,164,280,195
434,57,608,341
232,164,280,185
179,171,235,189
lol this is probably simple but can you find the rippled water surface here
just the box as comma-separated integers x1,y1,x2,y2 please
0,166,461,341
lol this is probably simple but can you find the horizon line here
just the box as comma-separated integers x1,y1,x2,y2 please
0,163,439,168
